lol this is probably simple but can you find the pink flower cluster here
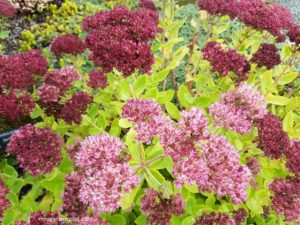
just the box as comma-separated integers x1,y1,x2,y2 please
75,133,139,213
87,69,108,89
122,99,252,204
6,124,63,176
251,44,281,69
284,140,300,177
83,6,160,76
269,177,300,221
198,0,293,41
200,135,252,204
202,42,250,82
0,92,35,121
16,211,62,225
0,0,16,17
138,0,157,11
0,178,10,220
59,91,92,124
141,189,185,225
50,34,86,56
195,212,236,225
232,208,248,225
255,113,289,159
62,172,88,218
209,82,267,134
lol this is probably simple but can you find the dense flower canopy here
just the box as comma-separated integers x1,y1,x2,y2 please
0,0,16,17
83,6,160,76
6,124,63,176
50,34,86,56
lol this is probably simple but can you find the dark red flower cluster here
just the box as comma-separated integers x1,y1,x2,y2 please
59,92,92,124
0,178,10,220
141,189,185,225
195,212,236,225
255,113,289,159
0,50,48,90
198,0,294,41
0,0,16,17
51,34,86,56
6,124,63,176
83,6,160,77
0,92,35,121
269,177,300,221
284,140,300,177
251,44,281,69
15,211,62,225
232,208,248,225
139,0,157,11
62,172,88,218
87,69,108,89
39,67,80,103
246,157,260,176
202,42,250,81
287,25,300,46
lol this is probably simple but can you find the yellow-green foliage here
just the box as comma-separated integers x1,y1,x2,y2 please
19,0,102,51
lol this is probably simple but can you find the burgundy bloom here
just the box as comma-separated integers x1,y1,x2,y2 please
0,178,10,220
51,34,86,56
255,113,289,159
87,69,108,89
284,140,300,177
195,212,236,225
246,157,260,176
251,44,281,69
0,0,16,17
202,42,250,82
141,189,185,225
287,25,300,46
59,92,92,124
6,124,63,176
139,0,157,11
269,177,300,221
62,172,88,218
0,50,48,90
42,67,81,98
232,208,248,225
0,92,35,121
83,6,160,76
199,0,293,42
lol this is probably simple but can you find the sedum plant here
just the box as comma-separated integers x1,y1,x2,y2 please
0,0,300,224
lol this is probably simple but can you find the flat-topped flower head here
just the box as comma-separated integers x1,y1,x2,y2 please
51,34,86,56
59,91,92,125
75,133,126,171
210,82,267,134
255,113,289,159
201,135,252,204
0,92,35,122
141,189,185,225
122,98,163,123
0,50,48,90
270,177,300,221
87,69,108,89
79,163,139,213
6,124,63,176
62,172,88,218
251,44,281,69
